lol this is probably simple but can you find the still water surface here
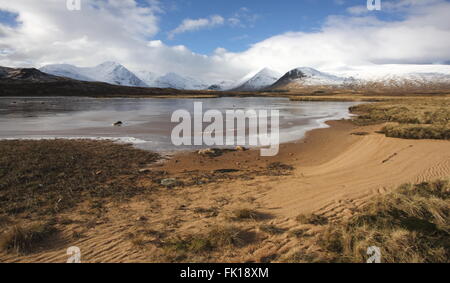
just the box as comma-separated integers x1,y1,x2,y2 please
0,97,359,152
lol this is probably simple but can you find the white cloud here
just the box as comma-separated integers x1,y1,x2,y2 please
213,0,450,75
168,15,224,39
228,7,259,28
168,7,259,39
0,0,449,83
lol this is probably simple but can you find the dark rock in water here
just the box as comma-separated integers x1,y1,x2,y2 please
113,121,123,126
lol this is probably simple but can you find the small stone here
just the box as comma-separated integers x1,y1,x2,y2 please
235,146,247,151
161,178,178,187
198,148,215,155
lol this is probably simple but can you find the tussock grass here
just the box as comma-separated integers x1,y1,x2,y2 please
289,180,450,263
259,224,285,235
229,208,270,221
232,208,260,220
350,99,450,140
266,162,294,176
289,228,311,238
0,222,58,254
163,226,249,256
296,214,328,225
382,124,450,140
0,140,160,216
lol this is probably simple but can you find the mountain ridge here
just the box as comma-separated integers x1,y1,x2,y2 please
40,62,147,87
25,62,450,91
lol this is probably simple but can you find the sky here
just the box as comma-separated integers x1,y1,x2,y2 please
0,0,450,82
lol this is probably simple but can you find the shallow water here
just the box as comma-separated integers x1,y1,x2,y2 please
0,97,359,152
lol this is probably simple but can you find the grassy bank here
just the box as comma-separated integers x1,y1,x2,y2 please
288,179,450,263
350,98,450,140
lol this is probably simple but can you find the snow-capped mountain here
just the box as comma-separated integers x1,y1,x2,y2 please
131,69,212,90
233,68,281,91
271,67,346,89
342,72,450,89
41,61,210,90
267,66,450,90
38,61,450,91
40,62,147,87
87,62,147,87
152,72,209,90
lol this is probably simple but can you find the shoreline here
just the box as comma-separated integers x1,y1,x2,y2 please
1,92,449,101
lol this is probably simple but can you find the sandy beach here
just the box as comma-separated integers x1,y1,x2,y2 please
1,117,448,263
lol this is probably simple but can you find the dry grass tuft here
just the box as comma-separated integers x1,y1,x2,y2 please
232,208,260,220
163,226,250,259
259,224,286,235
266,162,294,176
0,222,58,254
382,124,449,140
296,214,328,225
289,228,312,238
229,208,270,221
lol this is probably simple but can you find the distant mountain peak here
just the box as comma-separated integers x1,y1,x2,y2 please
233,67,281,91
98,61,120,67
271,67,346,89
